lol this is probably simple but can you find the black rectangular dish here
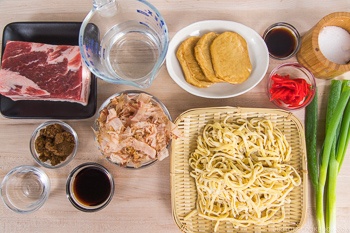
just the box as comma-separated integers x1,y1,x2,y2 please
0,22,97,119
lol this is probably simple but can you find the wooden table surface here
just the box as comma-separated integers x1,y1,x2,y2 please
1,0,350,232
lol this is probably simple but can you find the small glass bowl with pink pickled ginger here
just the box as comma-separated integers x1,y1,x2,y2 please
267,62,316,110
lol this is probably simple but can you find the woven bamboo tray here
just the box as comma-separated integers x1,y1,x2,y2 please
170,107,308,233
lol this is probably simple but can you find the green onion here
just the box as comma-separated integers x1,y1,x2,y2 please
312,80,350,233
337,99,350,170
325,80,342,132
337,80,350,170
305,88,318,189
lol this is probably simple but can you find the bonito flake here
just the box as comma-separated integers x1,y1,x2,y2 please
94,93,179,168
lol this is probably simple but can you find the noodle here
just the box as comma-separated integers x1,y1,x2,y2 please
187,117,301,231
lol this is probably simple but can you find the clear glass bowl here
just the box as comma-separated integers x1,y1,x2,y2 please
0,165,50,214
66,162,114,212
267,62,316,110
30,120,78,169
93,90,172,169
263,22,301,60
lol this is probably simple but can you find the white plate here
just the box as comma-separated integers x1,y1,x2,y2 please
166,20,269,98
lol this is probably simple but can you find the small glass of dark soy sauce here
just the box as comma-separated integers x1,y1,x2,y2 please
263,22,301,60
66,162,114,212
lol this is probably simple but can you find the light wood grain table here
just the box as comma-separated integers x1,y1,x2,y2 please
1,1,350,232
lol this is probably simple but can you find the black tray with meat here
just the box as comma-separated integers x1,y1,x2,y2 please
0,22,97,119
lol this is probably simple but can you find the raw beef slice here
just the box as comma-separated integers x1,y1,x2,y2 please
0,41,91,106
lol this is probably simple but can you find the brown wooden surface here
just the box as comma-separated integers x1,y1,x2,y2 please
0,1,350,232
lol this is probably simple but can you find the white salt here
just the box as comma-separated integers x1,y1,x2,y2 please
318,26,350,65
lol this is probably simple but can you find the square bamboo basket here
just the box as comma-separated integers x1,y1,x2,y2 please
170,107,308,233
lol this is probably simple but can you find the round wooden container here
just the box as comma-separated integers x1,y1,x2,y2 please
296,12,350,79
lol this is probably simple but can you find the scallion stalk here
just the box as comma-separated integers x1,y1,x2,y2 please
305,88,318,189
326,157,339,233
316,80,350,233
337,81,350,170
325,80,342,132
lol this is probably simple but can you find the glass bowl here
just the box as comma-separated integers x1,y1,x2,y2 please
30,120,78,169
267,62,316,110
66,162,114,212
93,90,172,169
263,22,301,60
0,165,50,214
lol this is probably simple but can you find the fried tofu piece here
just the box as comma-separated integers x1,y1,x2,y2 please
210,31,252,84
176,36,213,88
194,32,223,83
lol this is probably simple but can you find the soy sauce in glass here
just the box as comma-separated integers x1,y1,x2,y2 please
66,163,114,212
73,167,111,206
263,23,300,60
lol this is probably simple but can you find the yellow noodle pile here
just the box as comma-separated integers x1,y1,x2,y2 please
186,117,301,231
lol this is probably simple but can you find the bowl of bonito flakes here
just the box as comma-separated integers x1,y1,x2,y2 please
93,90,180,169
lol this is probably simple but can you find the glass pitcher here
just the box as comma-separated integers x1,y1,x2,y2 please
79,0,169,88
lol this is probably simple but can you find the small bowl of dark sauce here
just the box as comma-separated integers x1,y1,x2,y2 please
66,162,114,212
263,22,301,60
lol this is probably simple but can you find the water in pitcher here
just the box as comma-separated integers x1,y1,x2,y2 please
100,21,161,81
